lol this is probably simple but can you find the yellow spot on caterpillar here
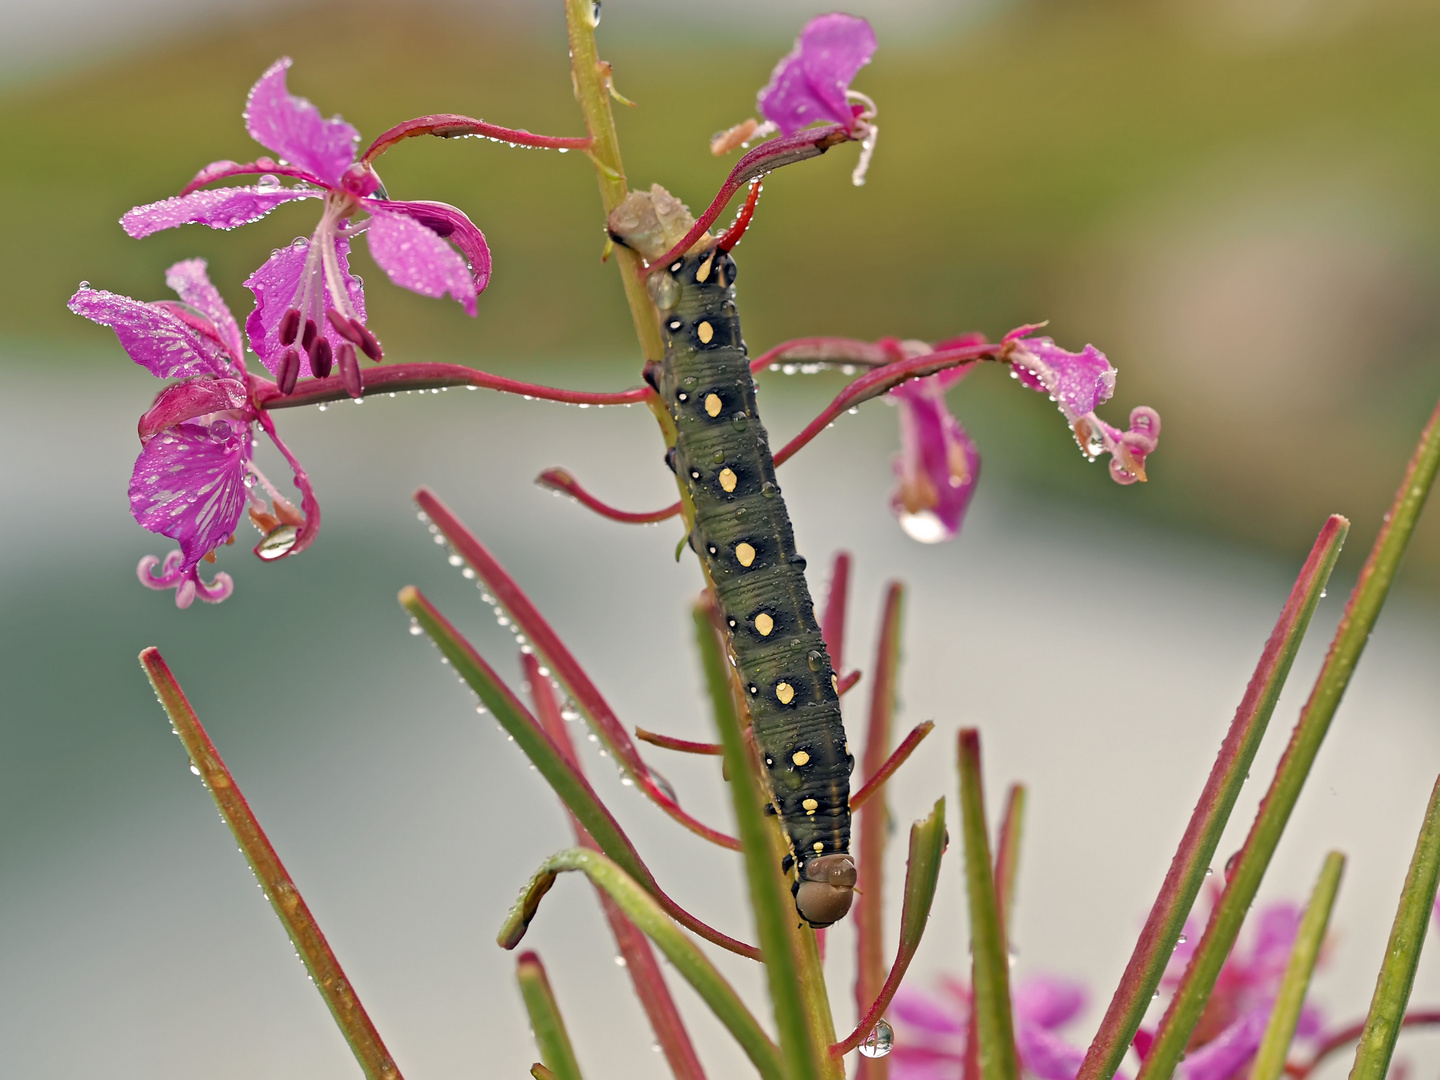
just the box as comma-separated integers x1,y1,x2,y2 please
696,253,714,282
803,798,819,815
755,612,774,636
705,393,722,417
719,467,737,492
791,748,809,764
736,542,756,566
813,841,825,853
832,674,839,693
778,684,797,706
697,321,714,344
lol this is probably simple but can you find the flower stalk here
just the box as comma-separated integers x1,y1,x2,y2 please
516,952,586,1080
138,648,402,1080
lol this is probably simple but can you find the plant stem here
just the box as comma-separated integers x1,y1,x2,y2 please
1349,778,1440,1080
1251,852,1345,1080
517,952,586,1080
138,648,402,1080
958,729,1020,1080
1081,514,1347,1080
563,0,663,363
693,601,829,1080
1138,391,1440,1080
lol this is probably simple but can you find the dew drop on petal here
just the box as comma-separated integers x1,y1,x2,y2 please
858,1019,893,1059
898,511,948,544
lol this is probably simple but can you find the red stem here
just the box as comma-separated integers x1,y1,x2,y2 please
537,469,681,525
524,653,708,1080
416,488,740,852
749,336,901,375
254,362,653,411
635,729,724,756
716,180,763,251
1288,1010,1440,1079
820,552,852,676
849,722,936,813
362,114,593,163
838,670,863,696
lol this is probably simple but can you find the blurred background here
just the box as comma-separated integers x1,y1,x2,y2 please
6,0,1440,1077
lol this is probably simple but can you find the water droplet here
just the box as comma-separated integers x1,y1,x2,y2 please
731,413,749,431
1177,933,1188,945
1205,867,1213,877
189,763,201,775
409,619,423,636
898,510,949,544
256,524,299,560
859,1018,893,1059
256,173,282,192
614,954,627,967
447,553,463,567
761,481,778,498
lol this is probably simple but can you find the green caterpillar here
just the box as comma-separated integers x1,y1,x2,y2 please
611,187,856,928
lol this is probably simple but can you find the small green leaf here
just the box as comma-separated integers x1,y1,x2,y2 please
516,952,585,1080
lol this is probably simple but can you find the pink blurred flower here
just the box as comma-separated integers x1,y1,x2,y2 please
121,59,490,390
69,260,316,607
1003,327,1161,485
890,366,980,544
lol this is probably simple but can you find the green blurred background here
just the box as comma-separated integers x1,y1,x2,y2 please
8,2,1440,1078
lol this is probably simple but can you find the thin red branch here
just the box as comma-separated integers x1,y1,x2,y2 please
821,552,852,675
416,488,740,852
254,362,652,411
635,729,724,756
838,670,863,696
641,124,855,275
537,469,681,525
850,722,935,813
524,654,708,1080
362,114,592,163
1289,1010,1440,1079
717,180,763,251
749,336,901,375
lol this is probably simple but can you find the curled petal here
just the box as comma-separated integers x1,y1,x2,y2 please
381,199,492,297
1007,335,1116,421
243,234,366,375
243,58,359,187
891,374,980,544
137,552,235,607
68,287,228,380
164,258,243,360
365,207,479,314
121,185,316,238
138,378,248,443
1090,406,1161,485
758,13,876,135
129,420,252,571
182,157,325,194
1015,976,1088,1030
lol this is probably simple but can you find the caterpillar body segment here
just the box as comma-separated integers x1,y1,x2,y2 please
651,244,856,927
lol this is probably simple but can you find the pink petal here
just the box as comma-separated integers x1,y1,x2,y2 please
891,375,980,544
68,287,228,379
1014,976,1087,1030
165,259,243,360
758,14,876,135
891,987,966,1035
1178,1009,1269,1080
1010,337,1116,421
121,185,316,238
242,234,366,376
129,420,253,571
365,207,479,314
1017,1021,1087,1080
382,199,492,297
137,377,248,443
244,58,359,187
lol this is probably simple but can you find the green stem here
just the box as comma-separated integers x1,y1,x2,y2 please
957,729,1020,1080
563,0,664,363
692,601,830,1080
1349,778,1440,1080
498,848,785,1080
517,952,586,1080
1139,392,1440,1080
138,648,402,1080
1251,852,1345,1080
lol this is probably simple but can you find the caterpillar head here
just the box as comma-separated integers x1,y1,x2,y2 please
607,184,713,261
795,854,857,927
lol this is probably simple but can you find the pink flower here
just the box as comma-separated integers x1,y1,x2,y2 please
1003,327,1161,485
121,59,490,392
758,13,876,136
890,973,1099,1080
891,367,980,544
69,260,317,607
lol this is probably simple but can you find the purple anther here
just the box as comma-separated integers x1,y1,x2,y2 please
353,319,382,361
309,337,333,379
325,308,364,345
278,307,301,346
300,318,317,350
338,343,363,398
277,347,300,394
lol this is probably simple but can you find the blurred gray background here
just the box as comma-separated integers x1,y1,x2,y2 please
5,0,1440,1077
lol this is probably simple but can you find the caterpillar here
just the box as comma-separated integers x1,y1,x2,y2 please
610,186,856,928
